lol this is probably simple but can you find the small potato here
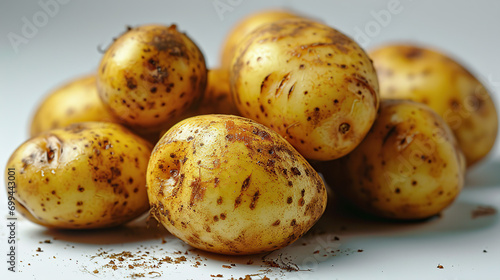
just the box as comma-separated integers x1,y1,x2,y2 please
30,75,117,137
220,9,300,70
369,44,498,167
5,122,153,229
319,100,465,220
97,24,207,132
147,115,327,255
231,18,379,161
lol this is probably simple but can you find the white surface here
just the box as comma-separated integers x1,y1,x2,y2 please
1,0,500,279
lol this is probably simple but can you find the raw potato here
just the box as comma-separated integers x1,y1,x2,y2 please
369,44,498,167
231,18,379,161
156,69,240,138
319,100,465,220
191,68,240,116
5,122,153,229
220,9,300,70
30,75,117,137
147,115,327,255
97,24,207,132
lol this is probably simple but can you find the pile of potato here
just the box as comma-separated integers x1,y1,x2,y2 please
5,10,497,255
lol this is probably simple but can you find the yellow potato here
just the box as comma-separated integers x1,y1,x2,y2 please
231,18,379,161
30,75,117,137
97,24,207,132
191,68,240,116
220,9,300,70
147,115,327,255
156,68,240,138
5,122,152,229
318,100,465,220
369,44,498,167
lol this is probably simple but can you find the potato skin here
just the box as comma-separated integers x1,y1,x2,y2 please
220,10,299,70
156,69,240,138
230,18,379,161
5,122,152,229
319,100,465,220
191,68,240,116
30,75,117,137
369,44,498,167
174,68,239,118
97,24,207,132
147,115,327,255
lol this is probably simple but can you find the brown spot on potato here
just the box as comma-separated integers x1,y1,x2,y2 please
450,99,460,111
234,196,242,208
383,125,397,145
287,197,293,204
276,72,291,97
249,191,260,210
298,198,305,206
291,167,301,176
339,123,350,134
189,177,204,206
125,76,137,90
272,220,281,226
287,83,296,99
241,175,251,191
404,47,423,59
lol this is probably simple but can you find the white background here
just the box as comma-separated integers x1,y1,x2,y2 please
1,1,500,279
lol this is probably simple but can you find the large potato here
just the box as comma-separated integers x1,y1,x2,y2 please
5,122,152,229
147,115,327,255
30,75,117,137
97,24,207,132
319,100,465,220
220,9,300,70
230,18,379,161
369,44,498,167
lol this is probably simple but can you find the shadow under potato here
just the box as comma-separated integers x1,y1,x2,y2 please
307,192,498,238
466,158,500,187
42,214,171,245
251,193,499,270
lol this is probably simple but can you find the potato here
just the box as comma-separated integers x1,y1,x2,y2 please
190,68,240,116
97,24,207,132
5,122,152,229
318,100,465,220
230,18,379,161
156,68,240,138
369,44,498,167
220,9,300,70
147,115,327,255
30,75,117,137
